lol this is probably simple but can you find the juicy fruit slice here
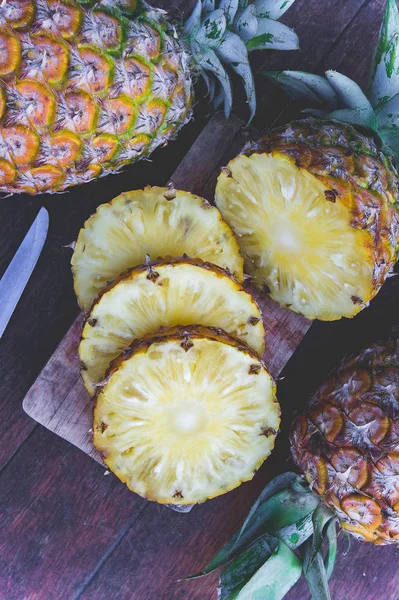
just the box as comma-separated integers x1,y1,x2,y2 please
216,152,374,321
72,187,244,311
80,258,265,395
93,325,279,505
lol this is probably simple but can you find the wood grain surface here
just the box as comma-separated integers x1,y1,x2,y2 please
3,1,399,599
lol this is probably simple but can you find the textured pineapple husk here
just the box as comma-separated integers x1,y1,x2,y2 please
291,331,399,545
93,324,279,505
246,118,399,300
0,0,193,194
79,256,265,395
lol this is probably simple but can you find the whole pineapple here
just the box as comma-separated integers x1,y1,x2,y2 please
215,0,399,322
0,0,299,195
291,334,399,546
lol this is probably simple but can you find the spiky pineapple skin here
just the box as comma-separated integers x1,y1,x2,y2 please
0,0,192,194
245,118,399,308
291,333,399,545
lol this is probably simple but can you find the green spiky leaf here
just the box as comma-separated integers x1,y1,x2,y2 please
197,9,227,48
185,0,202,34
223,541,302,600
255,0,296,19
303,542,331,600
184,0,299,118
233,5,258,42
195,46,232,116
247,18,299,50
219,0,240,25
328,107,376,129
263,71,338,108
216,31,256,119
303,504,334,573
325,71,374,112
369,0,399,108
218,535,279,600
202,0,216,14
376,90,399,127
325,520,338,580
278,513,314,550
232,473,299,550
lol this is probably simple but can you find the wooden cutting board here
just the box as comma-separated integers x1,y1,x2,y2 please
23,112,312,472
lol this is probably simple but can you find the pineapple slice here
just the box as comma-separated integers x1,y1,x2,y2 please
93,325,279,505
80,257,265,395
72,186,244,311
215,152,374,321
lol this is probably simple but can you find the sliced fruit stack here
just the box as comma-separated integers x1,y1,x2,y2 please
72,186,280,505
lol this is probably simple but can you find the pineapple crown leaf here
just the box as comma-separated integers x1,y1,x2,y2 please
184,0,299,120
188,472,337,600
262,0,399,163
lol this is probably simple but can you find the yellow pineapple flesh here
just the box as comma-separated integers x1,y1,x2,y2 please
72,186,244,311
215,119,399,321
80,257,265,395
93,325,279,505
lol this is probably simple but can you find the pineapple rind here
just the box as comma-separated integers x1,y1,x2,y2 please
80,257,265,395
72,186,244,311
0,0,193,194
93,325,280,505
291,333,399,545
216,118,399,321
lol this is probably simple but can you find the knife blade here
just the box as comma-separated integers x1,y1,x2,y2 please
0,207,49,338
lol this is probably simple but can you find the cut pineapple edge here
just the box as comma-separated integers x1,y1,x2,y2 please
71,186,244,311
215,152,374,321
93,325,280,505
80,257,265,396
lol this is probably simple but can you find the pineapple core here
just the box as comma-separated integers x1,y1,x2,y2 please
216,153,373,320
93,329,279,504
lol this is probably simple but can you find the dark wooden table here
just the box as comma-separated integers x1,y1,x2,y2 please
2,1,399,599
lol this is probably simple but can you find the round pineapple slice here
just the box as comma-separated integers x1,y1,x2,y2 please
93,325,279,505
72,186,244,311
80,257,265,395
215,152,376,321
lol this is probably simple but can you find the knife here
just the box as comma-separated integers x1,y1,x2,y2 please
0,207,49,339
